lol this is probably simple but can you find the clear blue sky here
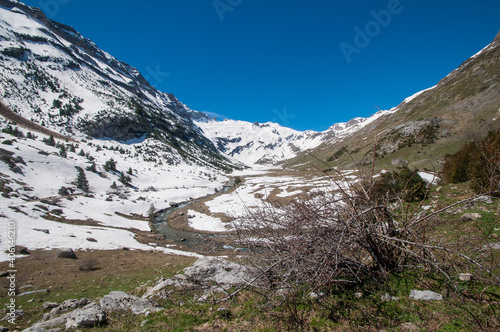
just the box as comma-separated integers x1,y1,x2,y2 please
21,0,500,131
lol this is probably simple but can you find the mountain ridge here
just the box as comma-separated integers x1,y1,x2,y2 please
0,0,238,171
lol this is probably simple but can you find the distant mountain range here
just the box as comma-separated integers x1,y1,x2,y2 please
0,0,499,171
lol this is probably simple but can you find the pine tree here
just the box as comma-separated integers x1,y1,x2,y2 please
127,167,133,175
43,135,55,146
119,172,132,186
86,161,97,173
75,167,89,193
104,158,117,172
59,145,67,158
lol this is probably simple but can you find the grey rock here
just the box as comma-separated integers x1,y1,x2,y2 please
34,228,50,234
399,322,420,331
461,213,482,221
2,309,23,321
44,298,90,320
474,195,493,204
42,302,59,310
56,248,77,259
483,242,500,250
142,276,193,298
144,257,253,299
22,328,57,332
409,290,443,301
458,273,473,281
100,291,163,315
17,246,31,254
24,300,98,331
65,303,106,329
392,158,408,167
380,293,399,302
183,257,252,286
308,292,325,300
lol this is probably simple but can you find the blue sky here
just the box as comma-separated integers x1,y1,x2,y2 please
21,0,500,131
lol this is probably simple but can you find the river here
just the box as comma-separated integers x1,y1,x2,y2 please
152,180,235,248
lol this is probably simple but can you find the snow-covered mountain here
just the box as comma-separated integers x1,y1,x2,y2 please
195,119,325,166
0,0,235,170
195,112,397,166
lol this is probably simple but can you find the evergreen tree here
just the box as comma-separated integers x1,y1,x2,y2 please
104,158,117,172
75,166,89,193
43,135,55,146
86,161,97,173
79,149,86,156
127,167,133,175
119,172,132,186
59,145,67,158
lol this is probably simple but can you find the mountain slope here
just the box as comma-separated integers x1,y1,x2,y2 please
0,0,237,171
284,30,500,171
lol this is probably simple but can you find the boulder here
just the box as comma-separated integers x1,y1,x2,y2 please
56,248,77,259
16,246,31,254
43,298,90,320
183,256,252,285
24,301,102,331
22,327,61,332
144,257,253,299
100,291,163,315
65,303,106,329
409,290,443,301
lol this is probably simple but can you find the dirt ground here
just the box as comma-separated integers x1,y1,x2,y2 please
0,249,196,299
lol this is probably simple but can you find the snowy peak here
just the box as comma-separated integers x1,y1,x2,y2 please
196,118,326,166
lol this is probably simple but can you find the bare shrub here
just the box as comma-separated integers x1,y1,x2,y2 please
234,169,500,306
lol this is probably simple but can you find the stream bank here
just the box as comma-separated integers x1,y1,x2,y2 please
152,178,238,248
